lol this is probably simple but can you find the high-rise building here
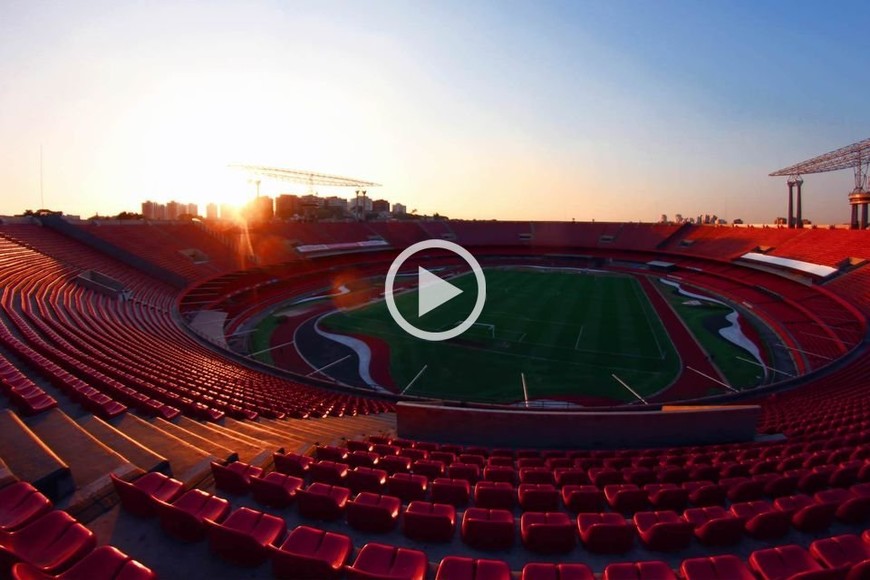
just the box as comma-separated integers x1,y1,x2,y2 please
392,203,407,216
275,194,302,220
166,201,181,220
142,201,160,220
206,203,218,220
186,203,198,218
372,199,390,214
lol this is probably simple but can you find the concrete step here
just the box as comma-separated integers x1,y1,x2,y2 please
174,416,271,466
0,457,17,488
150,418,236,463
24,409,138,521
222,417,308,451
110,413,215,487
78,415,169,475
0,409,73,501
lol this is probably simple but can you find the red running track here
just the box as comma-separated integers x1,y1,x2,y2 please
636,275,730,403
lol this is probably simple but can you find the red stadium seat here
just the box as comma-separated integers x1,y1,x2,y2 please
605,484,649,514
158,489,230,542
345,492,401,533
644,483,689,512
484,465,517,484
561,484,603,513
402,501,456,542
577,512,634,553
683,506,744,546
11,545,156,580
387,473,428,503
521,512,575,554
436,556,511,580
750,544,841,580
0,511,96,574
347,467,388,494
680,554,754,580
521,562,595,580
448,462,481,483
730,500,791,539
461,508,515,550
296,483,350,521
773,494,837,532
208,506,286,566
0,482,52,531
810,534,870,570
347,543,428,580
309,460,349,486
111,472,183,518
413,459,446,480
431,477,471,506
315,445,348,462
210,460,263,495
473,481,516,510
273,452,313,477
633,510,693,551
518,483,560,511
602,561,676,580
272,525,352,579
249,472,303,508
378,455,412,475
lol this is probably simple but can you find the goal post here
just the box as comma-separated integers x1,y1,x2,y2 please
470,322,496,338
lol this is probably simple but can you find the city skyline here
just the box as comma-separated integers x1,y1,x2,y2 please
3,1,870,225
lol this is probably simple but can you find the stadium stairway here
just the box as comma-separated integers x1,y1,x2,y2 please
107,413,218,487
0,408,138,520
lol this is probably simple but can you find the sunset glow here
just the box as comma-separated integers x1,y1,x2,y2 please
2,1,870,223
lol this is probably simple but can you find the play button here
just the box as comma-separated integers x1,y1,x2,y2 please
385,239,487,342
417,266,463,317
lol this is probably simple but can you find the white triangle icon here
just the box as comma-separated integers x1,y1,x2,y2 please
417,267,463,317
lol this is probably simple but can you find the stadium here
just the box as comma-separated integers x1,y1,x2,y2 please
1,162,870,579
4,3,870,579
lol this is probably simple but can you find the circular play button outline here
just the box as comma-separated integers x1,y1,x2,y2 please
385,239,487,342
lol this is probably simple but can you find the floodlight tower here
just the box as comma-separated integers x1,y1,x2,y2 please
795,176,803,228
786,177,796,228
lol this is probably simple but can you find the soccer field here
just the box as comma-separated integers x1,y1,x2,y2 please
320,268,680,403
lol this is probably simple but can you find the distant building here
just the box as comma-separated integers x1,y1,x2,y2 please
142,201,161,220
392,203,407,216
186,203,198,218
372,199,390,214
206,203,218,220
166,201,181,220
275,194,302,220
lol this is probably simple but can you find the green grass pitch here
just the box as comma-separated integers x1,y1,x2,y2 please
321,268,680,403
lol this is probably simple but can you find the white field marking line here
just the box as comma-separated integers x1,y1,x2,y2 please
249,339,295,357
686,366,739,393
402,365,428,395
631,280,665,359
521,373,530,408
611,374,647,404
735,356,795,378
228,328,258,337
517,332,526,343
774,344,834,361
305,354,352,378
574,326,585,350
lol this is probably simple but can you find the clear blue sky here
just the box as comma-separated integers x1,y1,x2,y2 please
1,0,869,223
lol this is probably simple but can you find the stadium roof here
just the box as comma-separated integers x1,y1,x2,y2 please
229,164,381,188
770,137,870,176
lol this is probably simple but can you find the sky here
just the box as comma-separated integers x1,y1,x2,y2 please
2,0,870,224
